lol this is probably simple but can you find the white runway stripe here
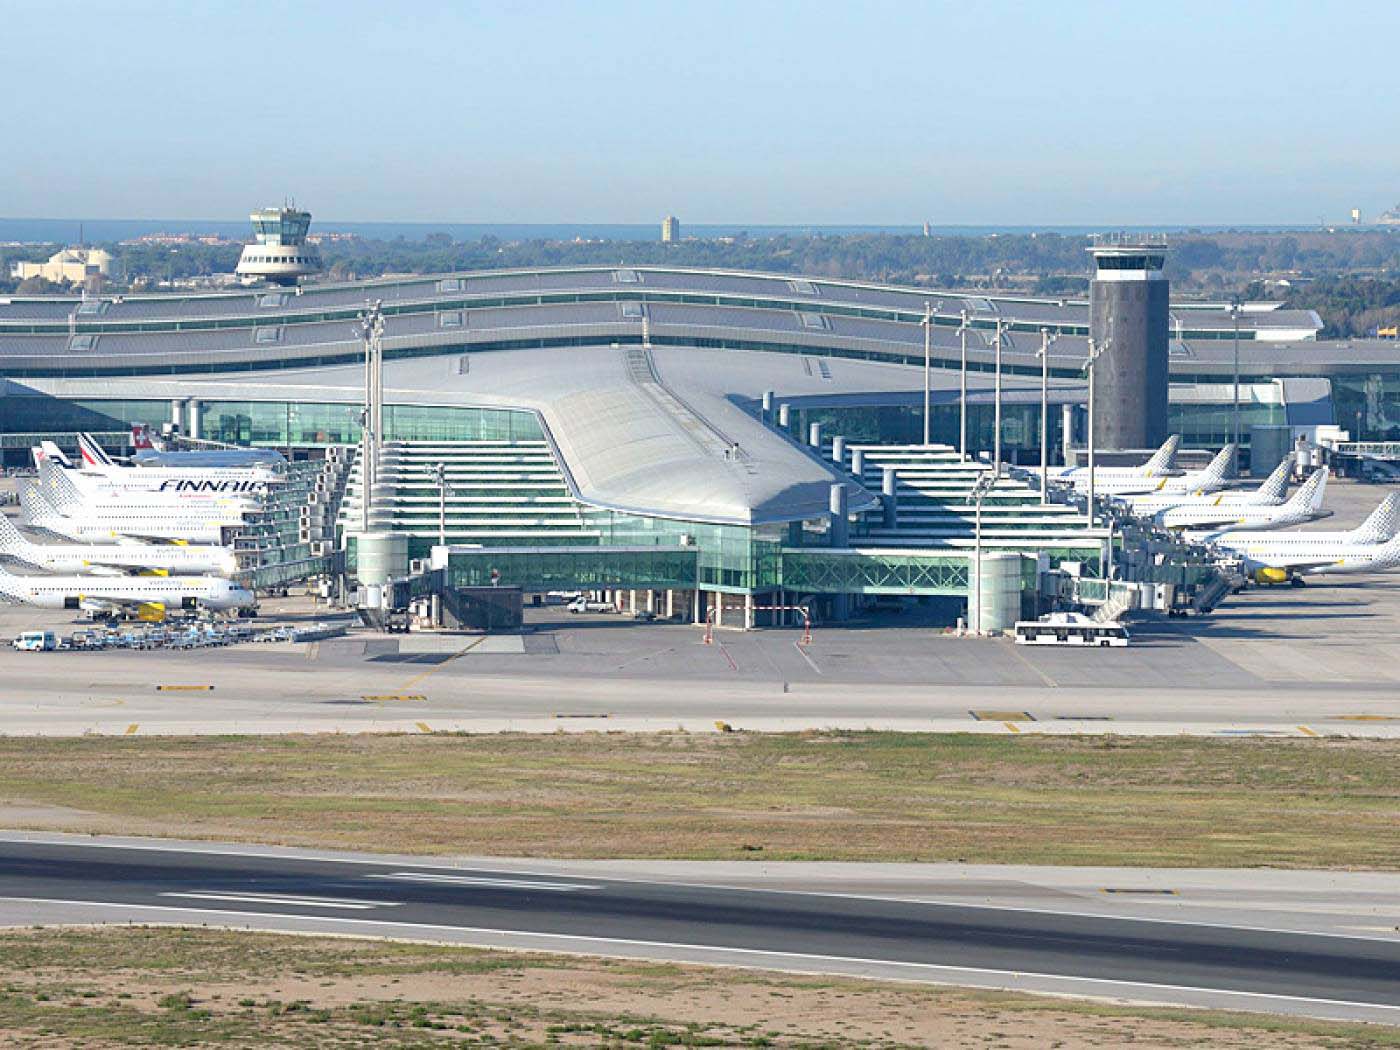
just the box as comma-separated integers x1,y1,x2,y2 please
366,872,600,892
160,891,398,910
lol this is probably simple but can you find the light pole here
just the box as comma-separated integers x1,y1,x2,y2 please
354,300,385,536
958,309,970,461
1230,294,1242,471
993,318,1005,475
433,461,448,548
1036,327,1059,506
1083,337,1105,528
970,471,994,636
921,300,933,446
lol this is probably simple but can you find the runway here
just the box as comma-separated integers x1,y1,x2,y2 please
0,834,1396,1024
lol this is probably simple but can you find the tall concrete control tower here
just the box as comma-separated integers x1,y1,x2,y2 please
1088,236,1170,450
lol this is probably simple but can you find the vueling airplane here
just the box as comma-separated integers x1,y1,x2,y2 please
1117,455,1291,517
1043,435,1180,496
1212,495,1400,584
0,513,237,577
0,562,254,621
1158,467,1330,533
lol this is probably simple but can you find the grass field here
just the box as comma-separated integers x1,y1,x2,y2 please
0,926,1395,1048
0,732,1396,867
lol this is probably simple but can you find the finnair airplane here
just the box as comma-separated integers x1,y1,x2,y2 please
0,562,254,620
63,434,278,498
1212,495,1400,584
0,514,237,577
1052,436,1183,496
1158,467,1329,533
1116,456,1291,517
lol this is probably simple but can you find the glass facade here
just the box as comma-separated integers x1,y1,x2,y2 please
197,402,543,447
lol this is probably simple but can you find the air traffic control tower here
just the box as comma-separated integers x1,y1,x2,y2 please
1088,236,1170,450
235,205,322,286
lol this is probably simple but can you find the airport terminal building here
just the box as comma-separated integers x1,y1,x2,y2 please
2,264,1395,626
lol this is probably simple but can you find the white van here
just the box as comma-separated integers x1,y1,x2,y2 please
12,630,59,652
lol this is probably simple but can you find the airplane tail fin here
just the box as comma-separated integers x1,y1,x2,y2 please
1194,444,1235,487
77,433,114,469
1285,466,1329,513
130,424,156,450
1141,435,1180,475
1251,457,1292,503
0,513,32,555
39,441,72,468
1351,493,1400,544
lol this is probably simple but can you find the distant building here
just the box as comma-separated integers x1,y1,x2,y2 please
922,221,931,237
1351,207,1362,224
10,247,114,286
661,216,681,243
235,205,322,285
1378,204,1400,226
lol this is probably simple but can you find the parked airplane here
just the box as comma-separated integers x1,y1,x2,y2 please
0,562,255,621
1213,495,1400,583
1116,456,1292,517
1158,467,1329,533
20,479,245,546
1047,436,1181,495
70,434,279,495
0,514,237,577
127,425,286,469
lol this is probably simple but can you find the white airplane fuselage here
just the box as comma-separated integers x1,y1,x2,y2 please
0,569,255,613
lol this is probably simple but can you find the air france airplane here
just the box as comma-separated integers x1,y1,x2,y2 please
1212,495,1400,584
1116,456,1291,517
0,562,255,621
0,513,237,577
1158,467,1330,533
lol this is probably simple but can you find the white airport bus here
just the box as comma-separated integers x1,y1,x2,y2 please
1013,611,1129,647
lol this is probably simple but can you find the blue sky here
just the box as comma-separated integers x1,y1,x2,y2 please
4,0,1397,225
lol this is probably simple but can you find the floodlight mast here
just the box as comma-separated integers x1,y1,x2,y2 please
922,300,933,446
958,309,970,460
993,317,1005,475
1037,328,1060,506
355,300,385,536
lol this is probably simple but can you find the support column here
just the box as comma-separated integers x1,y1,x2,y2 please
850,448,864,477
882,467,897,529
808,422,822,449
778,403,791,430
744,593,754,630
646,590,655,613
629,589,637,614
692,589,702,625
829,483,849,548
831,435,846,466
714,597,723,629
186,399,201,440
761,390,774,422
665,589,674,619
1061,403,1074,465
170,399,183,428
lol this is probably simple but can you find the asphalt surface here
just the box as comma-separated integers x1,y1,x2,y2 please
0,836,1396,1023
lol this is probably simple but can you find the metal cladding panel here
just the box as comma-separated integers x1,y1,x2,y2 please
1090,278,1169,450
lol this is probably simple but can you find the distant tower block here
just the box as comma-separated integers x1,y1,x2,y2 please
235,204,322,286
1088,236,1170,450
661,215,681,243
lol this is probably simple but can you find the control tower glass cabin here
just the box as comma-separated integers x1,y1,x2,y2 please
235,206,322,286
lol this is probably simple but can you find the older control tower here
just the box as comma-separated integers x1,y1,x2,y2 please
1088,236,1170,450
235,204,322,286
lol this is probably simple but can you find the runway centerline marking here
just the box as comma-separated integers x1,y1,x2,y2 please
161,891,398,910
2,896,1396,1018
365,872,601,892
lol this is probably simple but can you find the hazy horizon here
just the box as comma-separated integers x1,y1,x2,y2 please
5,1,1397,226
